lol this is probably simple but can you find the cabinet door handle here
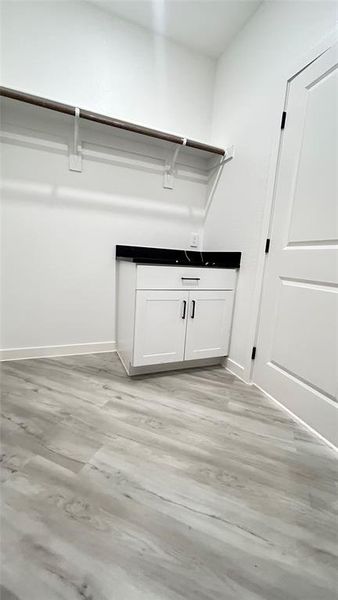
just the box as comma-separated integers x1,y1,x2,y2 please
182,300,187,319
181,277,200,281
191,300,196,319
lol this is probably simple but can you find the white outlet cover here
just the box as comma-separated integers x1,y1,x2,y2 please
190,232,199,248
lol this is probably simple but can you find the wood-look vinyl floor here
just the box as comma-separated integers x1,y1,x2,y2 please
0,353,337,600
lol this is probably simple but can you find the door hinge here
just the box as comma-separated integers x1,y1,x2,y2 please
251,346,257,360
265,238,271,254
281,111,287,130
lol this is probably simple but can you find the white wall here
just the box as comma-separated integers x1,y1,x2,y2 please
0,0,214,356
0,0,215,141
0,100,207,356
204,0,337,382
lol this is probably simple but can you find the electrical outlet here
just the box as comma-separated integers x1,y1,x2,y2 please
190,232,199,248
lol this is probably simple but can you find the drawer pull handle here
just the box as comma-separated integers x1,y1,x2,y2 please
181,277,200,281
191,300,196,319
182,300,187,319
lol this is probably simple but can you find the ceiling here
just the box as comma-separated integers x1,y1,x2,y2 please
90,0,262,58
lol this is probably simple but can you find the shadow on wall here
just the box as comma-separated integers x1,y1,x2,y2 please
1,178,204,222
0,97,210,225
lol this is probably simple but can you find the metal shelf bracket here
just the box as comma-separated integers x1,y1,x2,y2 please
69,107,82,172
163,138,187,189
204,145,234,221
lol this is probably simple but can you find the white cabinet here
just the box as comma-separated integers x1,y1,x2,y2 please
184,291,234,361
133,290,188,366
117,262,237,375
136,265,236,291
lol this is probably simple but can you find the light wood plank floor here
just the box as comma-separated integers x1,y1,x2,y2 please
1,353,337,600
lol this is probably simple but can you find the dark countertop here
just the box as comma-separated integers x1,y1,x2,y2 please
116,245,241,269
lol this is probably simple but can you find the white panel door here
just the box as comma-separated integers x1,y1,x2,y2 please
184,291,234,361
133,290,188,366
254,44,338,446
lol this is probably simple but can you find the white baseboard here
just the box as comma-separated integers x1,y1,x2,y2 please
254,383,337,454
226,364,337,453
0,341,116,361
224,357,250,384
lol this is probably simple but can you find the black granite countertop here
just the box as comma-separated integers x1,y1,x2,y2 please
116,245,241,269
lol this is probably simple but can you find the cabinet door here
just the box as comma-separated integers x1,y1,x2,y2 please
184,291,234,361
133,290,188,367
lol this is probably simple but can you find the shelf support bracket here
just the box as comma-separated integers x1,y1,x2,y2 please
69,107,82,172
163,138,186,189
204,145,234,221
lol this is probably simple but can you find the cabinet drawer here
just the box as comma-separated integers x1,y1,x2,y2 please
136,265,237,290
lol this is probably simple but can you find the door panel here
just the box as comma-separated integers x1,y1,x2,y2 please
254,44,338,446
133,290,188,366
270,280,336,399
288,66,337,242
184,291,234,361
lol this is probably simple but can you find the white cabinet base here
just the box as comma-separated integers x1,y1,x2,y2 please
116,261,237,376
117,350,223,377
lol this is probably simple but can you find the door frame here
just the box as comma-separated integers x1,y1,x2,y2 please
248,28,338,385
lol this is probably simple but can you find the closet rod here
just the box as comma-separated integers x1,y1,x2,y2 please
0,86,225,156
